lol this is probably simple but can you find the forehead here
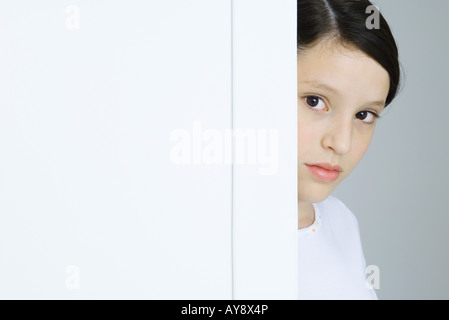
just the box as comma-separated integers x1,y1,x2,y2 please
297,40,390,106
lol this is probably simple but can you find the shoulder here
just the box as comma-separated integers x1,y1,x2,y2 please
317,195,360,229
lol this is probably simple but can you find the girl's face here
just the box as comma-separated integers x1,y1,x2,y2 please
297,39,390,203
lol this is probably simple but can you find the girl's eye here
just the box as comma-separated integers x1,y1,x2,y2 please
305,95,327,111
355,111,379,124
304,95,380,125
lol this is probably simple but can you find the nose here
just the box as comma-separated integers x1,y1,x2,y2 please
321,116,352,155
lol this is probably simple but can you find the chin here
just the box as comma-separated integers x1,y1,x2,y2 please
298,183,334,204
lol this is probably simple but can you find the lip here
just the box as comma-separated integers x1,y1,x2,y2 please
305,163,343,182
308,162,343,172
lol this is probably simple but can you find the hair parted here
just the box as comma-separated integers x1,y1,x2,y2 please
297,0,401,107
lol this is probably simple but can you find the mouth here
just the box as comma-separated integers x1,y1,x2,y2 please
305,163,342,182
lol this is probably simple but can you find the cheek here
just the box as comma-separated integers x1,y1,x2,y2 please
348,133,374,166
297,120,319,158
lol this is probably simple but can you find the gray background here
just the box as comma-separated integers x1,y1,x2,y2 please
333,0,449,299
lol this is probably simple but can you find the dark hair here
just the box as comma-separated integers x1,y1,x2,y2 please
297,0,401,107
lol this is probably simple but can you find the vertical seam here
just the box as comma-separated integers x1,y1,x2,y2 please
230,0,235,301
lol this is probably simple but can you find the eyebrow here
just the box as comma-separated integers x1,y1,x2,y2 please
301,80,340,95
300,80,386,110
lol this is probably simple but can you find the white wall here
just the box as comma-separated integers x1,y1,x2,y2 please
232,0,298,299
0,0,297,299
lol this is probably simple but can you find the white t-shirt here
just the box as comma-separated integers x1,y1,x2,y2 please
297,195,378,300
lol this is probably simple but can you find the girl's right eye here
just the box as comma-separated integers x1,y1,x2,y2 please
305,95,327,111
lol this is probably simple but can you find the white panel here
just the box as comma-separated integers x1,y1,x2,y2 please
232,0,298,299
0,0,232,299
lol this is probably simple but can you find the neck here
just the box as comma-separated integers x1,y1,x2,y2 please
298,200,315,229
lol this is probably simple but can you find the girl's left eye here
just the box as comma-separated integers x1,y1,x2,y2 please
355,111,379,124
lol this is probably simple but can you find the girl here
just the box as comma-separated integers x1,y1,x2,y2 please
297,0,401,299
